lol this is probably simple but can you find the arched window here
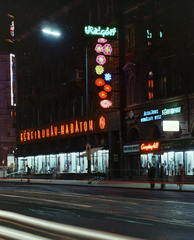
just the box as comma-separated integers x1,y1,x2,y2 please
160,68,167,98
174,64,182,96
125,75,137,106
148,71,153,100
130,76,137,104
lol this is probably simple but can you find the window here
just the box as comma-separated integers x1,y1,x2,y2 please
148,71,154,100
126,74,137,106
160,68,167,97
173,64,182,96
130,76,137,104
126,24,135,53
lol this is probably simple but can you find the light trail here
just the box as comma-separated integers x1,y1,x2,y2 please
0,225,51,240
0,194,91,208
0,210,145,240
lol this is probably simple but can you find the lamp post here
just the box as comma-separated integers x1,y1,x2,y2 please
42,28,91,177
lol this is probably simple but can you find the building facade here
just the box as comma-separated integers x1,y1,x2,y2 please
0,53,16,173
122,0,194,180
15,0,124,179
14,0,194,180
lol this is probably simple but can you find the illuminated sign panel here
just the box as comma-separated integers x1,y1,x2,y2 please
20,116,107,143
162,107,181,116
141,109,161,122
10,54,16,106
163,121,179,131
140,142,160,151
84,26,117,37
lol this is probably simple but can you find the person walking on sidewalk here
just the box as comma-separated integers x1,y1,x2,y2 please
27,165,31,183
177,164,185,190
160,165,165,189
148,164,157,189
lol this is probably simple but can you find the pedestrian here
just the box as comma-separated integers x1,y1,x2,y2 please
177,164,184,190
160,165,165,189
27,165,31,183
148,164,157,189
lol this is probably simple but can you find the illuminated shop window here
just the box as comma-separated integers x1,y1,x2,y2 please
148,71,154,100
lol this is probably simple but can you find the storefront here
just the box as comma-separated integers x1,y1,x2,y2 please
16,111,121,178
140,140,194,176
17,149,109,175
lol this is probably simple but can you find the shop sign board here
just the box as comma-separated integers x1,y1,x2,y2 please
123,144,139,153
184,139,194,148
160,140,183,150
140,106,181,123
140,142,160,151
141,109,161,122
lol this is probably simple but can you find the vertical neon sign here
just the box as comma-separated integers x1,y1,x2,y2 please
10,53,16,106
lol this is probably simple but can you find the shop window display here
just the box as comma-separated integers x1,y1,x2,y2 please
18,150,109,175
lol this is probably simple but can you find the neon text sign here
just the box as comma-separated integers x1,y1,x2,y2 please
20,119,94,143
84,26,117,37
140,142,160,151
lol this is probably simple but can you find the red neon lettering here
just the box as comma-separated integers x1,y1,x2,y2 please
75,120,79,133
24,131,26,142
70,123,74,134
79,122,83,132
66,124,69,134
54,126,58,136
61,125,65,135
20,133,23,142
140,142,159,151
38,130,41,139
27,132,30,141
31,131,34,140
46,128,49,137
50,125,54,137
42,129,45,138
84,121,87,132
89,120,93,131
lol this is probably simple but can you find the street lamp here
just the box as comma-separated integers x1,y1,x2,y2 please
42,28,91,177
42,28,61,36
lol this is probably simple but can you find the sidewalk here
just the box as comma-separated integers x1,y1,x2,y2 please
1,178,194,192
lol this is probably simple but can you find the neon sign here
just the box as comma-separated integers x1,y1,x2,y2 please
10,21,15,37
95,78,105,87
84,26,117,37
99,116,106,129
100,100,112,108
103,44,112,55
140,142,160,151
97,38,107,43
95,65,104,75
96,55,106,65
95,44,103,53
104,73,112,81
20,116,108,143
162,107,181,116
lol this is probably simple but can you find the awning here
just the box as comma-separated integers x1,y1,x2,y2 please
77,147,104,158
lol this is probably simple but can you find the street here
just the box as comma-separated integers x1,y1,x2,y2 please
0,182,194,239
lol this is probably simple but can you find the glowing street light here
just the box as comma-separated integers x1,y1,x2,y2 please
42,28,60,36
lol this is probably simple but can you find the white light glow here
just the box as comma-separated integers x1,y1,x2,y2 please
42,29,60,36
163,121,179,132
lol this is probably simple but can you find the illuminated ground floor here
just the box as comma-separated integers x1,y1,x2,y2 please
16,149,109,175
141,150,194,176
123,140,194,179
